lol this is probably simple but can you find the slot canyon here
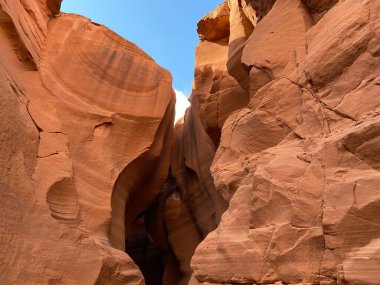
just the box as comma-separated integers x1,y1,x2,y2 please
0,0,380,284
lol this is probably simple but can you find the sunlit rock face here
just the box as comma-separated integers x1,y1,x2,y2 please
1,0,380,284
194,1,251,147
0,0,174,284
190,0,380,284
168,3,254,283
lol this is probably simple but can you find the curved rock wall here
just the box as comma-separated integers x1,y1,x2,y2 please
0,1,174,284
1,0,380,284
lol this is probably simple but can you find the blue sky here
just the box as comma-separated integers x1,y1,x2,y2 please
61,0,223,96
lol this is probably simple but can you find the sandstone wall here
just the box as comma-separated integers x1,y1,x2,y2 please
187,0,380,284
0,1,174,284
1,0,380,284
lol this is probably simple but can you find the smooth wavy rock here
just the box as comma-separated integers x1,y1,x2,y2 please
169,104,228,284
2,0,380,283
165,194,202,285
0,1,174,284
171,98,227,237
0,0,60,66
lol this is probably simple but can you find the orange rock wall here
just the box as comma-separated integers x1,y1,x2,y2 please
0,1,174,284
1,0,380,284
187,0,380,284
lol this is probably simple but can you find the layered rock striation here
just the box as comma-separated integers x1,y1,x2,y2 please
1,0,380,284
0,1,174,284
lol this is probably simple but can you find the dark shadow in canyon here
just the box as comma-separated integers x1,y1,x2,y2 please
124,173,183,285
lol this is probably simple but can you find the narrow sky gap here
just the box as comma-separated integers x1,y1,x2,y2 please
61,0,223,97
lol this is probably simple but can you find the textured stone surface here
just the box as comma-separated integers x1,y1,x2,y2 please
302,0,338,14
226,0,255,90
242,0,277,19
194,4,250,146
0,0,54,66
191,0,380,284
242,0,313,96
2,0,380,284
0,1,174,284
165,194,202,285
171,98,227,237
197,2,230,41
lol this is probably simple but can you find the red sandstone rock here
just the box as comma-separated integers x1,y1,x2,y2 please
226,0,254,90
242,0,277,19
1,0,380,284
47,0,62,15
168,111,227,284
194,7,250,145
197,2,230,41
0,0,51,65
242,0,313,96
0,1,174,284
191,0,380,284
167,8,256,275
301,0,338,14
171,98,227,237
165,194,202,285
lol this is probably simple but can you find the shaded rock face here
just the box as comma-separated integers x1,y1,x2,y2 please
125,217,165,285
302,0,338,14
243,0,277,19
1,0,380,285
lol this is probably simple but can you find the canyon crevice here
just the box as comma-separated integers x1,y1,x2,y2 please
0,0,379,285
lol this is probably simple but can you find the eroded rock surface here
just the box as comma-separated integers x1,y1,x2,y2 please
0,1,174,284
1,0,380,284
197,2,230,41
190,0,380,284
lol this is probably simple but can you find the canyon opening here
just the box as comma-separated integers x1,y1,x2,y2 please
0,0,380,285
